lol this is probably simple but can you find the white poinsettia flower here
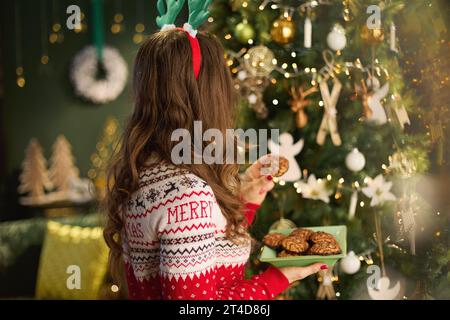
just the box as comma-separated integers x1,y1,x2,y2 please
362,174,396,207
297,174,332,203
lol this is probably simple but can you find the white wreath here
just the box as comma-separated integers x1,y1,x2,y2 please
71,45,128,104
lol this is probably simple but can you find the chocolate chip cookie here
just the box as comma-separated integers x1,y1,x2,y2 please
290,228,314,240
262,233,287,249
273,156,290,177
281,236,309,253
308,241,341,255
310,231,338,244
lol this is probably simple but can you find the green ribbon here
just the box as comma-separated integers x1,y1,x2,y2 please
91,0,105,60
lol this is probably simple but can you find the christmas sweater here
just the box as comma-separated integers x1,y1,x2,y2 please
122,161,289,300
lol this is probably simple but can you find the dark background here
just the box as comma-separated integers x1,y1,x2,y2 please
0,0,192,219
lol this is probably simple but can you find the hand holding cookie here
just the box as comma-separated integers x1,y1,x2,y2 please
242,154,289,180
240,155,281,205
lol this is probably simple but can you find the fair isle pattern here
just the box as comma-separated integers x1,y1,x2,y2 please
123,161,289,300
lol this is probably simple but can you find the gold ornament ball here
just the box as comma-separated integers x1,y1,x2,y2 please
271,16,296,45
244,45,275,77
361,25,385,44
235,21,255,44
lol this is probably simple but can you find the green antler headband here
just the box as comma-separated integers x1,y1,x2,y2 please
156,0,186,29
156,0,211,35
187,0,213,30
155,0,213,79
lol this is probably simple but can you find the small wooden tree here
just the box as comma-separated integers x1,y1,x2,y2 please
18,139,53,199
49,135,80,192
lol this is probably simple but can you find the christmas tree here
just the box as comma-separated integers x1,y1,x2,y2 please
18,139,53,204
209,0,449,299
49,135,80,192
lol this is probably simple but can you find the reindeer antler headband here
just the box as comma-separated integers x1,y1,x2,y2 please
156,0,212,79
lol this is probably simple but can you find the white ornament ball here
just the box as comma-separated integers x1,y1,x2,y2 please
327,24,347,51
345,148,366,172
340,251,361,275
248,93,258,104
237,70,248,81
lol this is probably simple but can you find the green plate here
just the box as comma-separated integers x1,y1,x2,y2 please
259,225,347,268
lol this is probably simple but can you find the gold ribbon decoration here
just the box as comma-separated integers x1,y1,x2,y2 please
289,85,318,128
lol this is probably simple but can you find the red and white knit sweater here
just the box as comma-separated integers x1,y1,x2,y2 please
122,161,289,300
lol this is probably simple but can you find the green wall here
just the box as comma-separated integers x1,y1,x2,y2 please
1,0,175,179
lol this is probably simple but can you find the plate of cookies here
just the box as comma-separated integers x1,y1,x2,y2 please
259,225,347,268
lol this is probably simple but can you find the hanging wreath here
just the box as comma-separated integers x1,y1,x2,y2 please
70,45,128,104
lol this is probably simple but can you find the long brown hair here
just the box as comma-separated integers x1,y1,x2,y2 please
104,29,246,281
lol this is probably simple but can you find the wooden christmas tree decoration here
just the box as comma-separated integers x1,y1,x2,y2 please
49,135,80,192
18,139,53,204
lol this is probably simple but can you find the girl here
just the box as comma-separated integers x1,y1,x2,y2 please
104,28,326,300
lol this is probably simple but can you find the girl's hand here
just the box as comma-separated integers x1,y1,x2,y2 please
240,155,278,205
278,263,328,284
